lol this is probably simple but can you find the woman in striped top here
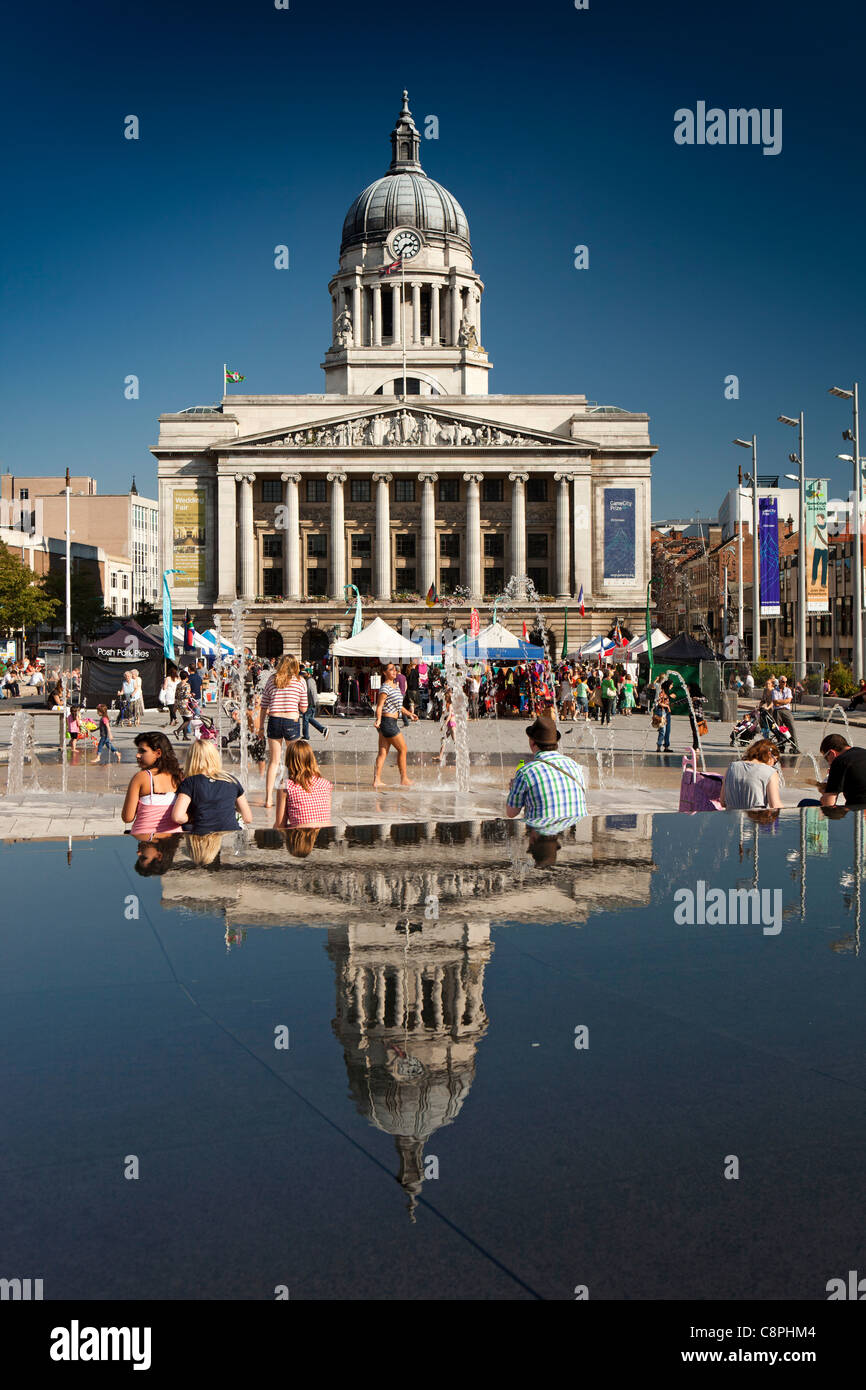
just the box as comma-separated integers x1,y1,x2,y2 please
258,654,309,808
373,661,418,789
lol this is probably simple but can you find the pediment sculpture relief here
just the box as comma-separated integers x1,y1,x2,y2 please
249,410,555,449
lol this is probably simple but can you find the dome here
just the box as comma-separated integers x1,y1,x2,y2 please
340,92,471,255
341,172,470,253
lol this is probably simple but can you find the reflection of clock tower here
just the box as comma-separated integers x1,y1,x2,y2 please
323,91,491,397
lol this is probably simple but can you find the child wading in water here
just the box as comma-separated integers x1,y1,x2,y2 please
92,704,121,762
439,689,457,766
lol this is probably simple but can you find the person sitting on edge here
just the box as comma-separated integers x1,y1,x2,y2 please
719,739,783,811
848,679,866,711
813,734,866,808
171,738,253,833
274,739,333,828
506,715,587,828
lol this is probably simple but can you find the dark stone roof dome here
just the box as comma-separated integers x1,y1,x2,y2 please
340,92,471,255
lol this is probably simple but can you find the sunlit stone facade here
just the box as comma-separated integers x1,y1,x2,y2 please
153,94,656,657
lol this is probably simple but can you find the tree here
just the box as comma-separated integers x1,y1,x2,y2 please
42,569,113,642
0,542,59,635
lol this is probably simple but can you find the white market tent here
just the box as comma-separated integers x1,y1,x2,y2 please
625,628,669,656
578,635,617,657
329,616,423,661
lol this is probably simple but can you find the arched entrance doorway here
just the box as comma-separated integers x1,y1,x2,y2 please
256,626,284,659
301,628,329,664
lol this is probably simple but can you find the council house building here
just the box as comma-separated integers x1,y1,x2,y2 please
152,93,656,659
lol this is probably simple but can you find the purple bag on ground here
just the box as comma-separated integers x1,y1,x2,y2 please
679,748,723,813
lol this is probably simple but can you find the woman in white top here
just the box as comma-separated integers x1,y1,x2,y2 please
720,739,783,810
131,669,145,725
373,661,418,789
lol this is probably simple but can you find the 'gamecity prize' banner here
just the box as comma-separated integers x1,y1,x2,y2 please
759,497,780,616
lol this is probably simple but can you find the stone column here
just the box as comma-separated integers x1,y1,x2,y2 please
412,282,421,345
430,284,440,345
328,472,347,600
509,472,528,590
216,473,237,601
464,472,483,600
372,283,382,347
450,281,461,345
555,473,572,599
391,283,401,348
235,472,255,600
280,471,301,599
352,277,362,346
419,472,438,595
572,473,592,601
474,289,482,345
373,472,393,601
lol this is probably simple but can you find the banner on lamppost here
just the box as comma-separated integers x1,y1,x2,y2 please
759,497,780,617
805,479,830,614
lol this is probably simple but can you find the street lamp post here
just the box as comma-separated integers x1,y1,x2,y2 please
830,384,861,677
779,412,806,681
734,437,759,661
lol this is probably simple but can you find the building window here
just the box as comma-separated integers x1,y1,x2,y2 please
483,478,503,504
485,568,504,595
528,567,549,592
19,488,28,500
353,567,372,593
398,568,416,591
263,569,283,596
439,566,461,592
527,477,547,503
439,478,460,503
484,533,504,557
351,533,371,557
440,533,460,557
307,534,327,558
307,568,327,595
396,534,416,558
306,479,327,503
527,533,548,557
394,479,415,503
122,574,129,588
350,478,371,503
263,534,282,558
261,479,281,503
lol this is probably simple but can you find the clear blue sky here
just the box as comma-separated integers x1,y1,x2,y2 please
2,0,863,518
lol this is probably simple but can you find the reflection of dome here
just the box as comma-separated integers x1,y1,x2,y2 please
340,92,471,255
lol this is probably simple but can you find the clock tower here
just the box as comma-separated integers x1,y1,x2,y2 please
323,91,491,397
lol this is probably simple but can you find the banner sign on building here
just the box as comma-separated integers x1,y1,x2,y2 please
805,479,830,614
603,487,636,584
172,489,207,585
759,497,780,617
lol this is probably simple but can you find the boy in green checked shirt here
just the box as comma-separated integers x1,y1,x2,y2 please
506,715,587,830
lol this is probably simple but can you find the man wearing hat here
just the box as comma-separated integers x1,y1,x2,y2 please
506,715,587,828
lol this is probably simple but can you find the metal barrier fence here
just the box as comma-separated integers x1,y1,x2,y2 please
709,660,826,721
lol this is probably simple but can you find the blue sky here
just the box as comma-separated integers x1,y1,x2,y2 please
2,0,863,517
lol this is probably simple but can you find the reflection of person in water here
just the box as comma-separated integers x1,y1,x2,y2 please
185,833,224,868
810,511,829,586
526,827,562,866
133,832,181,876
284,825,321,858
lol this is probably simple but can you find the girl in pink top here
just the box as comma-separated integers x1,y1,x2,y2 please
258,654,309,808
275,739,332,828
122,732,183,837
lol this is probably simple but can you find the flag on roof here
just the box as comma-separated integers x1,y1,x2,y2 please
225,368,245,383
379,260,401,276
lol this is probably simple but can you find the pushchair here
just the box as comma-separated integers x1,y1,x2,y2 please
730,707,760,746
114,693,135,727
761,704,799,753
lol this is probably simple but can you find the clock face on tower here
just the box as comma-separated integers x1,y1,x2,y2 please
391,229,421,260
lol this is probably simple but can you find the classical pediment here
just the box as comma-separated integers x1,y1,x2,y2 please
222,406,595,452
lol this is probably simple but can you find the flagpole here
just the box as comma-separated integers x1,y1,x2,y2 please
401,255,407,400
223,363,226,400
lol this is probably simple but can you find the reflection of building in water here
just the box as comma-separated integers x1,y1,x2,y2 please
155,814,654,1213
158,814,655,926
327,918,491,1219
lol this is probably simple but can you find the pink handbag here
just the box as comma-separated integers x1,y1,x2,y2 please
678,748,723,813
